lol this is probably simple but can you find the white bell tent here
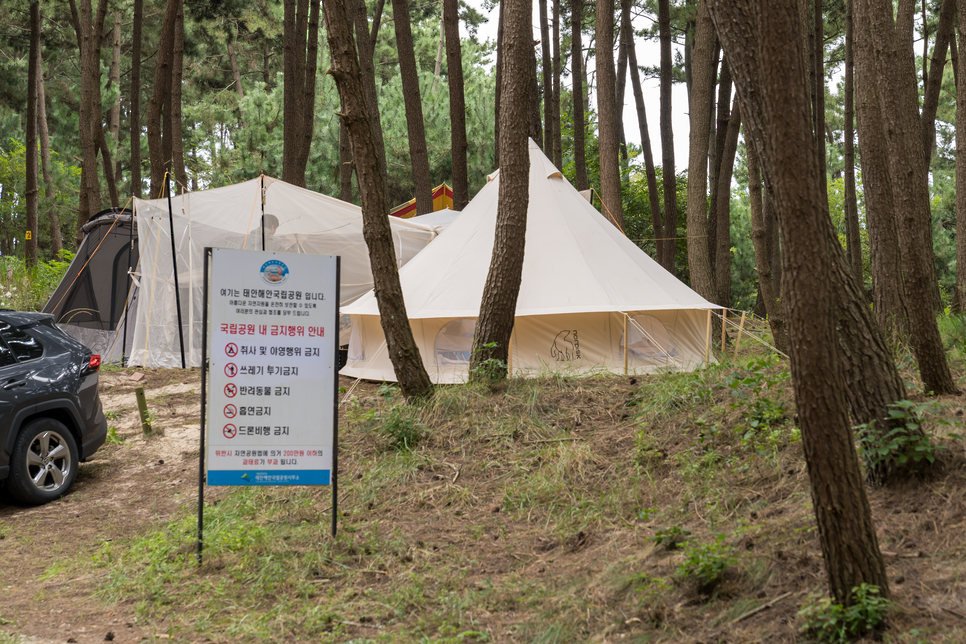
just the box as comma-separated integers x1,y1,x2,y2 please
130,176,437,368
341,140,719,383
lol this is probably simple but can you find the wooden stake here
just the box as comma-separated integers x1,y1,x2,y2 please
721,309,728,353
135,385,152,436
733,311,747,358
623,314,628,375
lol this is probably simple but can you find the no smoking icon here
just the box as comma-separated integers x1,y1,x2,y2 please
224,363,237,377
224,404,237,418
223,424,237,439
224,383,237,397
225,343,238,357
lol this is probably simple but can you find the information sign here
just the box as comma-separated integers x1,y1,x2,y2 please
205,248,338,486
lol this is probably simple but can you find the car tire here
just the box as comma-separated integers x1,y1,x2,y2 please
7,418,79,505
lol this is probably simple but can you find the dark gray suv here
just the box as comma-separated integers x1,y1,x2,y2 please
0,310,106,504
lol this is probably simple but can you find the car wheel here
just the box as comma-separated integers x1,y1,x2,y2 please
7,418,79,505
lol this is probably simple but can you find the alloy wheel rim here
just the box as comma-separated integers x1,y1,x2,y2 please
25,430,72,493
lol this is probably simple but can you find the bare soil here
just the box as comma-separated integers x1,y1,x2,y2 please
1,365,966,643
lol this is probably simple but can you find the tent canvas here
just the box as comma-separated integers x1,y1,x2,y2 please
341,140,719,384
127,176,437,367
43,208,138,363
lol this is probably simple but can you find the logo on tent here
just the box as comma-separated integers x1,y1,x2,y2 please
261,260,290,285
550,330,581,361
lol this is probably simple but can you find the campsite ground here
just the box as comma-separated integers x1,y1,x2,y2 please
1,356,966,644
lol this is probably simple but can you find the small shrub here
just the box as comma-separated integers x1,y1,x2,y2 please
106,426,124,445
653,525,690,551
675,533,736,594
469,342,507,384
797,584,891,643
855,400,948,480
374,404,426,451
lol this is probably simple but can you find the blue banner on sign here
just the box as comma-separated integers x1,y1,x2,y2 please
208,470,331,486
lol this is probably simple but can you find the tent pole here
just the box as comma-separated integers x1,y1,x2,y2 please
507,333,513,376
261,175,266,250
704,310,712,364
122,208,134,365
623,314,628,375
188,189,194,365
733,311,747,358
167,173,187,368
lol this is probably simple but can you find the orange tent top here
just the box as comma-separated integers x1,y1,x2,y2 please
390,183,454,218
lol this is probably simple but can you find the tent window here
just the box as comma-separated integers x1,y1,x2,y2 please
620,315,679,360
434,318,476,365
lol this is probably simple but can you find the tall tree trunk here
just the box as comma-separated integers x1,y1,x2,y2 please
283,0,309,186
844,0,862,288
615,20,629,165
109,10,121,186
552,0,562,167
658,0,679,271
444,0,469,210
392,0,434,214
813,0,827,206
685,0,716,303
170,0,187,193
596,0,623,229
470,0,531,384
147,0,177,197
529,44,543,144
708,56,732,281
624,0,662,265
26,0,40,267
571,0,588,190
714,97,740,307
349,0,389,188
958,0,966,312
921,0,954,164
130,0,143,199
300,0,321,179
495,0,504,168
854,0,957,395
35,18,62,256
746,136,788,353
706,0,890,607
323,0,433,399
539,0,553,153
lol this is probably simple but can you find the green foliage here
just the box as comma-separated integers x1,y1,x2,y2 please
797,584,891,643
721,357,791,454
675,533,736,594
855,400,947,472
362,401,427,451
470,341,507,384
0,251,73,311
652,525,690,551
106,426,124,445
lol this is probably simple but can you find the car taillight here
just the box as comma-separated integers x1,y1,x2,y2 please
88,354,101,372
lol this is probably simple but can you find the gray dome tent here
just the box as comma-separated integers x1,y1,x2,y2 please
43,207,138,363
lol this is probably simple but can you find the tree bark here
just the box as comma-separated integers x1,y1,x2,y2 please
370,0,386,45
130,0,143,199
616,20,628,164
746,136,788,353
170,0,187,193
571,0,588,190
495,0,504,168
685,0,716,303
444,0,469,210
300,0,321,180
349,0,389,188
844,0,862,288
708,57,732,280
854,0,957,395
470,0,531,384
596,0,623,229
26,0,39,267
813,0,827,207
529,43,543,144
658,0,678,270
339,121,353,201
323,0,433,400
706,0,890,607
392,0,434,214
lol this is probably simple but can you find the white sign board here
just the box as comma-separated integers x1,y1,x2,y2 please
205,248,338,486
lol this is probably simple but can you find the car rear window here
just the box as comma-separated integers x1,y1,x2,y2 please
0,322,44,362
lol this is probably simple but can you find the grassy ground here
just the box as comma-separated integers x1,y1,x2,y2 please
2,341,966,643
